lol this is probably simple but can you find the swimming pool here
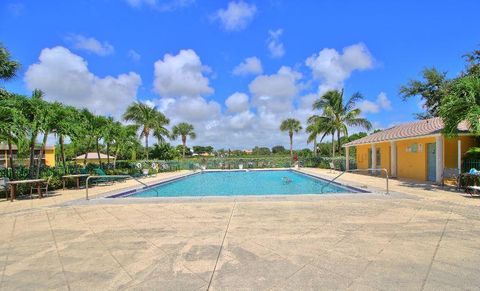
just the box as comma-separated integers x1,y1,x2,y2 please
109,170,364,198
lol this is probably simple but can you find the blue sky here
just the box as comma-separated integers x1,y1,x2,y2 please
1,0,479,149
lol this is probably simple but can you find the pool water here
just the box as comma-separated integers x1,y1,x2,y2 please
113,170,360,198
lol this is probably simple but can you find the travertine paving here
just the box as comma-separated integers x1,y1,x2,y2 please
0,169,479,290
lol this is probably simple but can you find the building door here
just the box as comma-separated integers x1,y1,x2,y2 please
427,143,436,182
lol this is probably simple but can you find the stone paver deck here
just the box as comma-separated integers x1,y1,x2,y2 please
0,168,478,290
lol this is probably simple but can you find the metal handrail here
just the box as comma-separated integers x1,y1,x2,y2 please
85,175,159,200
321,168,389,194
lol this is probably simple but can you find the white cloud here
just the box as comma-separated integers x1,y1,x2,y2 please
376,92,392,110
267,29,285,58
24,46,141,118
358,92,392,114
153,49,213,98
249,66,301,113
306,43,373,94
225,92,249,113
66,34,114,56
128,49,141,61
125,0,195,11
213,1,257,31
166,97,221,122
232,57,263,76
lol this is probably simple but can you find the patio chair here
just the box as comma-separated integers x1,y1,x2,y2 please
329,162,336,173
442,168,461,189
30,176,52,198
0,177,8,193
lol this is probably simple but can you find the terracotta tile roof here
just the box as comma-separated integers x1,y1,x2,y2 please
344,117,470,147
75,153,115,160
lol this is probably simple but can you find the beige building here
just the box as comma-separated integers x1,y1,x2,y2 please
74,153,116,165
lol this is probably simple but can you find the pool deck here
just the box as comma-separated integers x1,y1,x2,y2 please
0,168,479,290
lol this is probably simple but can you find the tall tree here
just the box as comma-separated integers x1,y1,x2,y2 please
0,43,20,81
399,68,450,119
55,105,79,174
306,115,335,156
123,102,170,160
280,118,302,160
92,115,108,165
171,123,196,158
26,89,45,178
0,92,27,179
312,89,372,155
36,102,62,178
112,124,139,167
439,75,480,137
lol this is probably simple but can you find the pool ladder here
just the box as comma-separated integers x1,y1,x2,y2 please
321,168,389,194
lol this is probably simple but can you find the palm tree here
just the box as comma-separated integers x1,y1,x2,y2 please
26,89,45,177
280,118,302,160
0,93,27,179
91,115,108,165
123,102,170,160
77,109,97,166
171,123,196,158
306,115,335,156
55,105,79,174
0,43,20,81
35,102,63,178
112,123,138,168
312,89,372,155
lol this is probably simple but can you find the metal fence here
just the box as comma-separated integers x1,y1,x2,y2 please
463,159,480,172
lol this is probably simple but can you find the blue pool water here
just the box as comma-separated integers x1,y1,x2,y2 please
112,170,360,198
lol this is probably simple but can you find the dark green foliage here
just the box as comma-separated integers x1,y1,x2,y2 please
192,145,213,154
150,143,179,160
271,145,286,154
439,76,480,137
252,146,271,155
399,67,449,119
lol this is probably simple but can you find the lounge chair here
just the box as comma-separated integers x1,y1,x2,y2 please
329,162,336,173
30,176,52,198
0,177,8,193
93,168,116,185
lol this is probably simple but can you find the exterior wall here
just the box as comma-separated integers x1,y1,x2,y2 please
356,145,369,169
355,143,390,176
444,135,477,169
44,149,56,167
396,136,436,181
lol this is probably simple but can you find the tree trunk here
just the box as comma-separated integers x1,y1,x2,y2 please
7,139,15,180
337,130,342,155
83,139,92,166
36,131,49,179
28,129,38,178
106,143,110,164
313,137,317,157
60,135,66,175
182,136,187,159
331,133,335,157
114,146,121,169
145,134,149,161
289,132,293,160
96,139,102,166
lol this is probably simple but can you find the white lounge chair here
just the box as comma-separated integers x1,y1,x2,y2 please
329,162,336,173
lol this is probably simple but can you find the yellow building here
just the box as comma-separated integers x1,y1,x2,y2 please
0,143,55,168
74,153,116,165
343,118,478,183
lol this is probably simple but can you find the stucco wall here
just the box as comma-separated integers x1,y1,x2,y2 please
355,135,478,181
